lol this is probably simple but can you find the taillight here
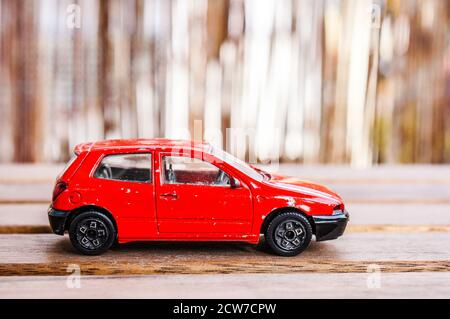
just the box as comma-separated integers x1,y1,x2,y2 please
52,181,67,201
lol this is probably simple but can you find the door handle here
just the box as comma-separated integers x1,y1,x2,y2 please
160,192,178,199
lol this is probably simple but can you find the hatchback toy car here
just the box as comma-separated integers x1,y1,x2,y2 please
48,139,349,256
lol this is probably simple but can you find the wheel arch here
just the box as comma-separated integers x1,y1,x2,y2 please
64,205,118,232
260,207,315,235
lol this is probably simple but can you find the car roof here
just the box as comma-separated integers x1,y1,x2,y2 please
74,138,211,154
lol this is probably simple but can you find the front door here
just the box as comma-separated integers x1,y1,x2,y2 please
155,153,253,235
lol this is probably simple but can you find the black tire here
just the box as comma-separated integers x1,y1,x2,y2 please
69,211,116,256
265,211,312,257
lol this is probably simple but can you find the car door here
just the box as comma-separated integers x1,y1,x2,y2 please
155,152,253,235
91,151,157,239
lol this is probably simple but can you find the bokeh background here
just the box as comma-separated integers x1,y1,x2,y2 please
0,0,449,166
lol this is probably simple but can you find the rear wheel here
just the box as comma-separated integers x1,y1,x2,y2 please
265,211,312,257
69,211,116,255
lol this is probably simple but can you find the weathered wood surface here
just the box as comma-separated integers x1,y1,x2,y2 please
1,273,449,299
0,205,49,228
3,164,450,183
276,165,450,184
0,164,64,183
347,204,450,225
3,223,450,235
0,233,448,276
3,181,450,204
0,165,449,298
2,203,450,234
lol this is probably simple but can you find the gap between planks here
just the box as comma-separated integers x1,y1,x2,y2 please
1,224,450,234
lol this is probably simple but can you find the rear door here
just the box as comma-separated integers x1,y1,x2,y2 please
91,151,157,239
155,152,253,235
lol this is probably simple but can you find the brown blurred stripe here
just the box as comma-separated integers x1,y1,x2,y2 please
0,200,50,205
0,260,448,276
0,225,51,234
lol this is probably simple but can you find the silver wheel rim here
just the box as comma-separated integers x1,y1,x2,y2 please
273,219,306,251
76,218,110,250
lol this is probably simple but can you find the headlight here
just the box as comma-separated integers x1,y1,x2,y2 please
332,204,344,215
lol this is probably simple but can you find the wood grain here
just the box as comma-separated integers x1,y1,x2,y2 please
1,165,450,299
1,273,449,298
0,226,50,234
0,233,448,276
1,203,449,235
0,260,448,277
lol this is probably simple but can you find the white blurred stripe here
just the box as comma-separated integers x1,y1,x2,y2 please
204,60,223,148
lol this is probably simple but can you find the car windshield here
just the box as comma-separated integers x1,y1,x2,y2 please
209,146,264,182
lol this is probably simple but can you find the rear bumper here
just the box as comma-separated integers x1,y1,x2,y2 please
313,210,349,242
48,206,70,235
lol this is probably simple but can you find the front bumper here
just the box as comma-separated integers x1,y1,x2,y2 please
313,210,349,242
48,206,70,235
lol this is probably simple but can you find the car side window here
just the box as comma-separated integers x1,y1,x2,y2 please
94,153,152,183
162,156,230,186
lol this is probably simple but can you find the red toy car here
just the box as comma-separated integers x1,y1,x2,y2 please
48,139,349,256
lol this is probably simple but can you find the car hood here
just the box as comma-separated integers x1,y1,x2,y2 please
265,174,343,204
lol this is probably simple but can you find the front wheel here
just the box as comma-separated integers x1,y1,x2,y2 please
265,212,312,257
69,211,116,255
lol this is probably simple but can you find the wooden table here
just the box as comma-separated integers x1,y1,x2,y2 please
0,164,449,298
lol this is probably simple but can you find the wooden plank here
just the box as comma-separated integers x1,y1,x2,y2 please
2,225,450,235
0,203,449,234
2,203,449,226
0,183,52,203
0,164,63,183
2,165,450,204
0,204,50,233
2,164,450,184
0,226,50,234
2,182,450,204
0,233,448,276
348,225,450,233
1,260,447,277
1,225,450,235
0,204,49,225
1,273,449,298
347,203,450,224
333,183,450,202
275,164,450,183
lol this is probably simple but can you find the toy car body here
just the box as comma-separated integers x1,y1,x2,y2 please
48,139,349,256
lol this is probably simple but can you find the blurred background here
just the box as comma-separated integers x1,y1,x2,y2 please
0,0,449,166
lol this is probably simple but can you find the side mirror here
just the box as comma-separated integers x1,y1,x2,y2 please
230,177,241,189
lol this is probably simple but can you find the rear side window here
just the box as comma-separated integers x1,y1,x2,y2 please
94,153,152,183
